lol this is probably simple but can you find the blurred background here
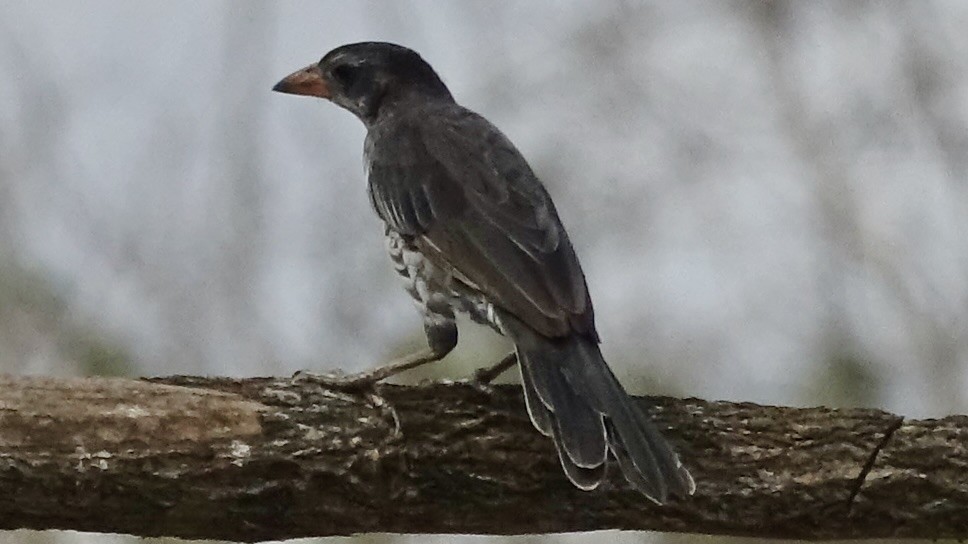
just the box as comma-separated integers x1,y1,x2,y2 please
1,1,967,543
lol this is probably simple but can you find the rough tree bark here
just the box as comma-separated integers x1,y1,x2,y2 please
0,374,965,541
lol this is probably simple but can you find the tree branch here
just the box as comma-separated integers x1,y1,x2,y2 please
0,374,964,541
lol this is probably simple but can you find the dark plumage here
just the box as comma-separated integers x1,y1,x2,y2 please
273,41,694,502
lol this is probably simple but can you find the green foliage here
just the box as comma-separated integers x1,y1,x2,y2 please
802,351,882,409
64,331,134,377
0,262,135,377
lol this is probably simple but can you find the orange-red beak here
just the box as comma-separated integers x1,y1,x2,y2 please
272,64,330,99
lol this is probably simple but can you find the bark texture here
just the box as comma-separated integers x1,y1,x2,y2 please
0,374,964,541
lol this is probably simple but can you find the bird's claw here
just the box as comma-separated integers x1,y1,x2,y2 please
291,369,383,393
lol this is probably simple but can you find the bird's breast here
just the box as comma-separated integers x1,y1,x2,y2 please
384,228,504,335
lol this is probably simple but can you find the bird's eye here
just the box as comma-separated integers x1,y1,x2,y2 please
331,64,359,86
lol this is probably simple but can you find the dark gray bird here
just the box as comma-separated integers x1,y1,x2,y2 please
273,42,694,502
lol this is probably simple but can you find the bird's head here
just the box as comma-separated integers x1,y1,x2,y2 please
273,42,453,124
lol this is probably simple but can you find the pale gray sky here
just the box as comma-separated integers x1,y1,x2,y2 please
2,1,967,414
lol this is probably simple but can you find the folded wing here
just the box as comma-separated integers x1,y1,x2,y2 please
365,105,596,340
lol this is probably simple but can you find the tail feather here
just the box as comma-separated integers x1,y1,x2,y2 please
559,340,692,498
511,326,693,503
520,366,554,437
520,352,607,489
519,350,608,468
605,419,658,495
625,390,696,496
550,417,607,489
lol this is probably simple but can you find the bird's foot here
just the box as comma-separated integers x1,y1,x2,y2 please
291,369,374,392
290,352,444,439
465,352,518,389
293,347,444,392
290,369,403,438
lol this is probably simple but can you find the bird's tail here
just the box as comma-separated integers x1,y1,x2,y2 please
508,325,694,503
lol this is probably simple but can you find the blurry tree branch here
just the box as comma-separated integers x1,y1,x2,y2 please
0,374,965,541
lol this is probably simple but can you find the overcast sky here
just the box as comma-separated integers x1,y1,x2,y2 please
2,1,967,416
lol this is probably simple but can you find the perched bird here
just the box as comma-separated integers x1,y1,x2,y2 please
273,42,694,502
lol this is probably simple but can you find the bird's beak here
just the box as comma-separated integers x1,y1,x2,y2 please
272,64,330,99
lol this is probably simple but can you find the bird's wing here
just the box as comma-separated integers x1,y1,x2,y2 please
366,106,596,339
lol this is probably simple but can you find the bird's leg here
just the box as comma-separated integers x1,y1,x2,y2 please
472,351,518,384
295,319,457,392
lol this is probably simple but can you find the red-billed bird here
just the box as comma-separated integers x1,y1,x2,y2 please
273,42,694,502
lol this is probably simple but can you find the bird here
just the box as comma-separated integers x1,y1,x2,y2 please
273,42,694,503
